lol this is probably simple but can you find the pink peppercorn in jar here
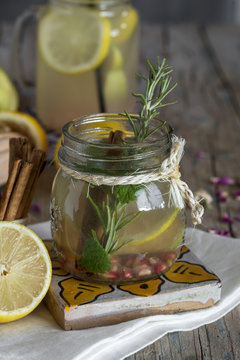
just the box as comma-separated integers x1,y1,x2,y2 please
51,113,186,284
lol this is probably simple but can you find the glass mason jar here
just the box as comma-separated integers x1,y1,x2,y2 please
36,0,139,132
51,114,186,284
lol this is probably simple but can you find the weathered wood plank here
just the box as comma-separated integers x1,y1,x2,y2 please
126,23,240,360
207,26,240,112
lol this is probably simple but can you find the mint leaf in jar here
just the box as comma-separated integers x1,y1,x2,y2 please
81,230,111,273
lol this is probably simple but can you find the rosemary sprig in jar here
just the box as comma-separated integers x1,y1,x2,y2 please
80,58,177,274
124,57,177,142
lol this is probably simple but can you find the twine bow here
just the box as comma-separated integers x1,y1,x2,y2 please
60,135,204,225
158,136,204,225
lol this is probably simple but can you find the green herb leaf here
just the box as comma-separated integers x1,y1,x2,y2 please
114,184,144,204
80,230,111,273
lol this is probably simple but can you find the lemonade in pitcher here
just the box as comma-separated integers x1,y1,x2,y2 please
36,0,139,132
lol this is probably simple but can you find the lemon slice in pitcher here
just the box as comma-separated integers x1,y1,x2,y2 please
0,222,52,323
38,8,110,74
110,8,138,44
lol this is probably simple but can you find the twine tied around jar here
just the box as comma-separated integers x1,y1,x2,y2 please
60,135,204,225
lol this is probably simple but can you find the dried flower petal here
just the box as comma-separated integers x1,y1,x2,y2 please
220,213,234,224
220,230,231,237
208,228,231,237
216,189,229,203
30,203,42,213
194,152,208,159
211,176,235,186
233,191,240,201
194,188,213,208
208,228,218,234
218,197,227,203
220,177,235,185
211,177,220,185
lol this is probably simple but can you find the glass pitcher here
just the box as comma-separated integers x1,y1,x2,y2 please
12,0,139,133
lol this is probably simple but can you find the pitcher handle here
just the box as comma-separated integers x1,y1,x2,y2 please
10,6,40,98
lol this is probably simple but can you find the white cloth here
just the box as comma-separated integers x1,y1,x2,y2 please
1,223,240,360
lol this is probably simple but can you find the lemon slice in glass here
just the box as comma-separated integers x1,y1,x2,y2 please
38,8,111,74
109,8,139,44
0,111,47,151
0,222,52,323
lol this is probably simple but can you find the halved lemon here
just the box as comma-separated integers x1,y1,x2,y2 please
0,111,47,151
0,68,19,111
109,8,139,44
0,222,52,323
38,8,111,74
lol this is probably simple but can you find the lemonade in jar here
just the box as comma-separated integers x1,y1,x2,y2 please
36,0,139,132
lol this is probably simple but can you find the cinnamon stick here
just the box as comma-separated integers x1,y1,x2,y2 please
9,137,28,174
19,150,47,218
22,141,33,162
0,159,22,220
107,130,126,156
4,162,33,221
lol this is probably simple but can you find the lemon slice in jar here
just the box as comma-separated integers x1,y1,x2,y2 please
0,222,52,323
122,207,180,247
38,8,111,74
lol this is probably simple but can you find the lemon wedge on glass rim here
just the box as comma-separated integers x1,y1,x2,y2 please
38,8,111,74
0,222,52,323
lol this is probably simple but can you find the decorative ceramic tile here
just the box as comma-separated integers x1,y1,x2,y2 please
44,244,221,330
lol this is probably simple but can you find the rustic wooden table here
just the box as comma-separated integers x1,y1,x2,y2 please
1,22,240,359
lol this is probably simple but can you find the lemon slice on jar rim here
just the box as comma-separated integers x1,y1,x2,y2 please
0,222,52,323
38,8,111,75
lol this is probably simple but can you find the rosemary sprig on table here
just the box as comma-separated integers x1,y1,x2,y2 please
124,57,177,142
